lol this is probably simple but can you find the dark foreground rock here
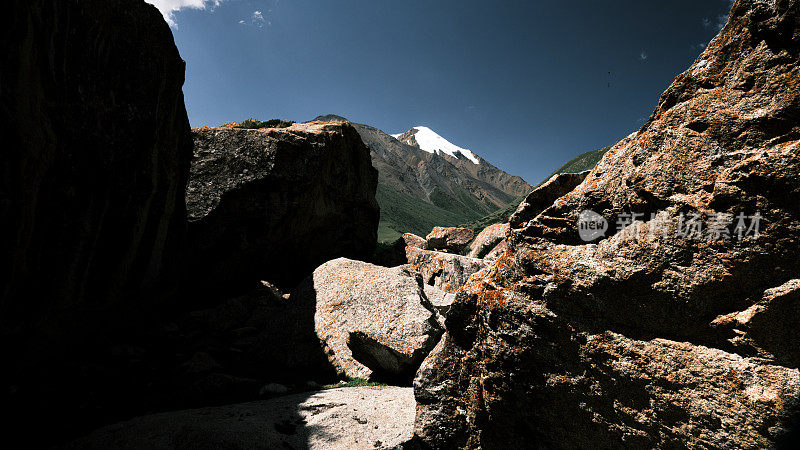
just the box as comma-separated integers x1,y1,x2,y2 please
0,0,191,444
414,0,800,448
70,387,415,449
188,122,379,295
294,258,443,382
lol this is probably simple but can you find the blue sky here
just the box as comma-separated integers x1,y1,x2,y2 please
150,0,734,184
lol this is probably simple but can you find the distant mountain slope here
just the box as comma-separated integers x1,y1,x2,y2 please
312,115,532,241
540,145,612,186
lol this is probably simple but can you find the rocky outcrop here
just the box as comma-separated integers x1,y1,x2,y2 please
425,226,475,253
0,0,191,444
407,247,486,294
294,258,443,381
188,122,379,295
70,386,416,449
509,169,590,229
423,285,457,317
466,223,509,259
414,1,800,448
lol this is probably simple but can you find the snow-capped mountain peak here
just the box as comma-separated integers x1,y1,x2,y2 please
391,126,481,164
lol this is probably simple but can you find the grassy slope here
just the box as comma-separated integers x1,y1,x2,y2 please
376,183,474,242
459,145,613,230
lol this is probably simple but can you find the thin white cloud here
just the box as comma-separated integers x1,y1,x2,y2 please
639,50,648,61
144,0,224,28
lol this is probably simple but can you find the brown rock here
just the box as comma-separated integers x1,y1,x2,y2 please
425,226,475,253
509,170,590,229
406,247,486,294
187,122,379,295
293,258,443,381
466,223,509,259
402,233,428,251
414,1,800,448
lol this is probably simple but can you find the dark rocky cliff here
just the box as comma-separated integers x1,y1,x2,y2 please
188,122,379,295
413,0,800,447
0,0,190,444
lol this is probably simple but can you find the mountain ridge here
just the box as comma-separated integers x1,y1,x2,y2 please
312,115,532,241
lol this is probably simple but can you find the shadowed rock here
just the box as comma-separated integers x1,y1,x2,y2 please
187,122,379,296
0,0,191,444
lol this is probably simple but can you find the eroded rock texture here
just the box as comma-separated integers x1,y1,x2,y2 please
407,247,486,294
188,122,379,295
0,0,191,444
414,1,800,448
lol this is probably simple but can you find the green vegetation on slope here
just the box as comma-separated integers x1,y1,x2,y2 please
223,118,295,129
376,183,478,242
460,196,525,231
540,145,612,186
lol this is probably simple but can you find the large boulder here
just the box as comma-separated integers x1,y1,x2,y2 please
294,258,443,381
425,226,475,253
414,1,800,448
0,0,191,444
509,170,590,228
407,247,486,294
187,122,379,295
70,386,415,449
466,223,509,259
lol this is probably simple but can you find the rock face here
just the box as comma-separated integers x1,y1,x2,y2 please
425,226,475,253
467,223,509,259
509,169,590,229
70,387,416,449
0,0,191,444
407,247,486,294
188,122,379,294
414,1,800,448
294,258,443,381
